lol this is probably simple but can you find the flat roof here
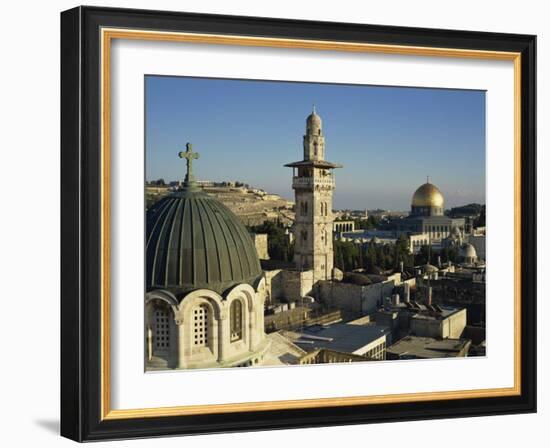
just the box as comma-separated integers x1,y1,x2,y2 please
387,336,470,359
285,323,390,354
411,306,464,321
284,160,343,169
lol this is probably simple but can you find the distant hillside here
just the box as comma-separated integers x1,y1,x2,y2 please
145,183,294,226
449,203,484,217
200,185,294,226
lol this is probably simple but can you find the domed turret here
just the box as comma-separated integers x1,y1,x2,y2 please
411,179,445,216
459,243,478,264
306,105,322,133
301,105,327,161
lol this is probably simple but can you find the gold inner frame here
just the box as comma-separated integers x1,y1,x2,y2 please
100,28,522,420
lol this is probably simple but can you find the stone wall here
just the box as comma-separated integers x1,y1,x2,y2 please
263,269,284,305
410,308,467,339
375,310,401,334
263,269,314,304
299,348,367,364
444,308,467,339
250,233,269,260
318,278,397,319
265,308,342,333
282,269,314,302
468,234,486,260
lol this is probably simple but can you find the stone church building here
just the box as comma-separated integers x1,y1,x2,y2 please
145,144,270,370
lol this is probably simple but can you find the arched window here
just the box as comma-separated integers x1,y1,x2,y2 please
230,300,243,342
193,304,209,347
154,307,170,351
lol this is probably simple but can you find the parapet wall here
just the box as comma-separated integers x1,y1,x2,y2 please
318,278,397,319
263,269,314,304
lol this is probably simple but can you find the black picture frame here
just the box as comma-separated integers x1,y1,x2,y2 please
61,5,536,442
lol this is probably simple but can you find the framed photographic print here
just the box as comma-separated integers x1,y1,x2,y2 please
60,6,536,442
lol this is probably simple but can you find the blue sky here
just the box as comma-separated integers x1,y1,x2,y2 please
145,76,485,210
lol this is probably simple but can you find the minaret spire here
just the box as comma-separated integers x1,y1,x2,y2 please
285,110,342,285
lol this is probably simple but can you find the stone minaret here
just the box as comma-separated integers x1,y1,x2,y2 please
285,107,342,284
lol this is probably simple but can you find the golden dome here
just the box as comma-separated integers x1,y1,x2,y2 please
411,182,444,208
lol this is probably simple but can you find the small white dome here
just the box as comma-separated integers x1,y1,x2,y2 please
460,243,477,259
423,263,439,273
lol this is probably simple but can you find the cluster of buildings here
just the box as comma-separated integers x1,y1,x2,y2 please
144,109,486,371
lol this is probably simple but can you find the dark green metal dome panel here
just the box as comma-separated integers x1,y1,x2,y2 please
146,188,262,297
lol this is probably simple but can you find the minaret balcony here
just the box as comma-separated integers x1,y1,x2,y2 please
292,176,335,189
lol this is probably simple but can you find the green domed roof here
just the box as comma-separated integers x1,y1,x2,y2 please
146,145,262,297
146,186,262,297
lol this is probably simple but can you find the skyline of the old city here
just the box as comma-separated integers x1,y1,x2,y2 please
145,76,486,210
145,105,487,371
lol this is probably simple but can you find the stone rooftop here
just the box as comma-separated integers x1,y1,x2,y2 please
261,331,307,366
411,306,463,321
386,336,471,359
282,323,390,355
